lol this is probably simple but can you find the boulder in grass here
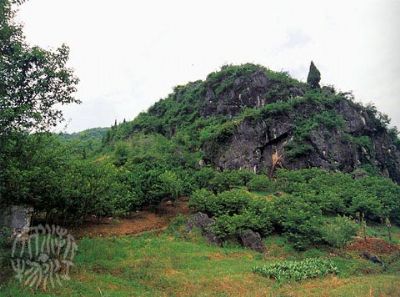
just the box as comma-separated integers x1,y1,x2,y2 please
186,212,214,231
186,212,221,245
0,205,33,238
239,229,266,253
361,251,384,265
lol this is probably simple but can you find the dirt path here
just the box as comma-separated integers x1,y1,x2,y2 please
72,198,190,238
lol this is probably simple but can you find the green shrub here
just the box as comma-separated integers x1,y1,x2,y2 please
188,189,217,215
209,189,253,216
200,120,240,143
273,196,324,250
349,135,374,153
247,175,274,192
357,176,400,224
320,216,358,248
158,170,184,200
211,214,247,239
350,194,383,221
189,168,400,250
253,258,338,282
275,168,400,224
113,141,130,166
285,142,314,159
192,167,217,190
189,188,274,239
211,208,273,240
208,170,252,193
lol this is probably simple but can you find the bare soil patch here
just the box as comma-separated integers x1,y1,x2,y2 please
346,237,400,254
72,197,190,238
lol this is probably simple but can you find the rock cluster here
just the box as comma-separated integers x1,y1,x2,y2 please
187,213,266,253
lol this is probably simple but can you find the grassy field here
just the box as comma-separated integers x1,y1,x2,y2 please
0,220,399,297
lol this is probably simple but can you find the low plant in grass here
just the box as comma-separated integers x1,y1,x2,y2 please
165,214,190,239
253,258,338,282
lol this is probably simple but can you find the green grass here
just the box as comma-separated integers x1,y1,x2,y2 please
0,227,399,297
366,224,400,244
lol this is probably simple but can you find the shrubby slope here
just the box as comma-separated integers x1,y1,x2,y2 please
104,64,400,183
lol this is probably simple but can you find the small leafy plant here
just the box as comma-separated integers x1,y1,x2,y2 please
253,258,338,282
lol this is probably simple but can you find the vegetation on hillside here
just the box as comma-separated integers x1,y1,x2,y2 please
1,2,400,295
189,168,400,250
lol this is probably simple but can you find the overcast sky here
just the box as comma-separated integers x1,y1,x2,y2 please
17,0,400,133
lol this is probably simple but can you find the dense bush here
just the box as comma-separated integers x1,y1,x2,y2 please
190,188,274,240
247,175,274,192
113,141,130,166
211,210,272,240
253,258,338,282
190,189,324,249
357,176,400,224
208,170,254,193
275,168,400,223
158,171,184,200
273,196,324,250
189,167,400,250
189,188,253,217
60,160,135,222
320,216,358,248
0,134,136,224
191,167,218,190
188,189,217,215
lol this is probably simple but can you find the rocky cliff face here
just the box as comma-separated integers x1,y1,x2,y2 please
200,66,400,183
200,67,306,117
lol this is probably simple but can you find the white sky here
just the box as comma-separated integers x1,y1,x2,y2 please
17,0,400,133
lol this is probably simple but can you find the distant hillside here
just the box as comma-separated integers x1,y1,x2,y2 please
103,64,400,182
58,127,109,142
57,127,110,157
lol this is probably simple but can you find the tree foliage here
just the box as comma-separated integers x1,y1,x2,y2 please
0,0,79,135
0,0,79,211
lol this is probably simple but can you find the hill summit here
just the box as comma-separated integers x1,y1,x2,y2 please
105,63,400,183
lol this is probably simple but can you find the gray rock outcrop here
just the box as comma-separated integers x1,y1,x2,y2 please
186,212,221,245
239,229,266,253
0,205,33,236
203,98,400,183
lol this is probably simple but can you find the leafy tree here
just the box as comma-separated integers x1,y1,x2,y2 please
0,0,79,207
0,0,79,135
307,61,321,89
